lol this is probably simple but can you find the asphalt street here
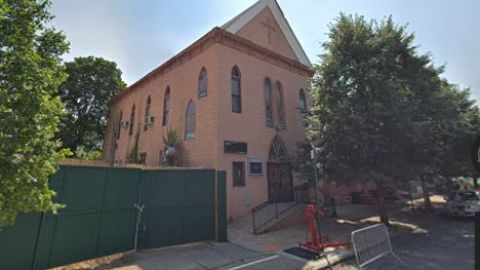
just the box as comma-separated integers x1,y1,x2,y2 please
332,215,475,270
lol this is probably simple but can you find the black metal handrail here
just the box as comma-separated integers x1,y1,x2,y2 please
251,200,298,234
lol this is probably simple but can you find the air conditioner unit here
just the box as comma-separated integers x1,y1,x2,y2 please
159,150,166,163
121,120,129,128
146,116,155,126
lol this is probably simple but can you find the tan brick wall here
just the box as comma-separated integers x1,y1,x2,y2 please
104,40,311,219
236,7,297,62
105,44,222,169
214,44,309,218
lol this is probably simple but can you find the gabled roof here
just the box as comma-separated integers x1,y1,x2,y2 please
109,0,313,106
222,0,311,67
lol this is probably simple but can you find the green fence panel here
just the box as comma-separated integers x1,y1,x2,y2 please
33,214,57,270
0,214,42,270
97,209,137,256
0,165,226,270
50,213,102,266
34,165,141,269
59,166,107,212
97,167,141,256
140,170,184,249
103,168,141,210
139,169,217,249
183,170,215,206
183,170,215,243
47,166,106,267
216,171,228,242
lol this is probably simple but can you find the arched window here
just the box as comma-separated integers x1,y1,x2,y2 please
129,104,135,135
198,67,208,98
231,66,241,113
275,81,286,130
116,110,123,140
144,95,152,131
299,89,307,113
185,100,195,140
299,89,307,127
264,78,274,127
162,87,170,126
269,135,287,160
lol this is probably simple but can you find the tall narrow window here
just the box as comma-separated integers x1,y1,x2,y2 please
299,89,307,127
144,95,152,131
185,100,195,140
232,162,246,187
162,87,170,126
299,89,307,113
264,78,274,127
276,81,286,130
116,110,123,140
198,67,208,98
129,104,135,135
231,66,241,113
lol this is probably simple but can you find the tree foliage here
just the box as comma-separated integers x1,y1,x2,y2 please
58,56,126,153
306,14,479,223
439,86,480,178
0,0,69,227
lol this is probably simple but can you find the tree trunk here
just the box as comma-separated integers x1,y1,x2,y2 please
445,177,451,194
408,181,415,211
375,180,389,225
421,176,432,211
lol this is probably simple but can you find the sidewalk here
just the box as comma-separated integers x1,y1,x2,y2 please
57,200,452,270
227,201,440,270
93,242,291,270
228,204,378,253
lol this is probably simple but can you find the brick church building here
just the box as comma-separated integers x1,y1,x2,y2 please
104,0,312,219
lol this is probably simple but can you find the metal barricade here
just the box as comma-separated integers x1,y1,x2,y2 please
351,224,406,269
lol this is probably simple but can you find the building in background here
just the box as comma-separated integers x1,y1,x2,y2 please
103,0,312,219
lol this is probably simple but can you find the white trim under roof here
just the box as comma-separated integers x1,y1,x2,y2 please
222,0,312,67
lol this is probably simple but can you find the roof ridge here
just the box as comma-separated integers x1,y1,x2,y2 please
220,0,311,67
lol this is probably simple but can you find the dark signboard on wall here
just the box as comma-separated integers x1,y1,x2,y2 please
248,158,263,176
224,141,247,154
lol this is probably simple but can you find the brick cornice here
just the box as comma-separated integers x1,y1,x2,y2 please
110,27,313,105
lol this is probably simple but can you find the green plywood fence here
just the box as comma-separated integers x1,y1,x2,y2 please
0,165,227,270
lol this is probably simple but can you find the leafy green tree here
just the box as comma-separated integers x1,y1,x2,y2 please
0,0,69,227
58,56,126,153
73,145,103,160
307,14,459,224
439,86,480,185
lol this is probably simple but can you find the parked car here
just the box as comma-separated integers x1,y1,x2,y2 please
446,190,480,217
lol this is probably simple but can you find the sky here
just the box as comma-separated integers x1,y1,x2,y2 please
50,0,479,103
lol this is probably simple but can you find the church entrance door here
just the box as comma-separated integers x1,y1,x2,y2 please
267,162,293,202
267,136,294,202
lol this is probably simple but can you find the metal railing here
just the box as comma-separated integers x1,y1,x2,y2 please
251,200,298,234
351,224,406,269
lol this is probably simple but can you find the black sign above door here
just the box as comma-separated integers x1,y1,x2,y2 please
224,141,247,154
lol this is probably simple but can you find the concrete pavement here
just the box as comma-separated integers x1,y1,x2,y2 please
92,202,474,270
95,242,307,270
